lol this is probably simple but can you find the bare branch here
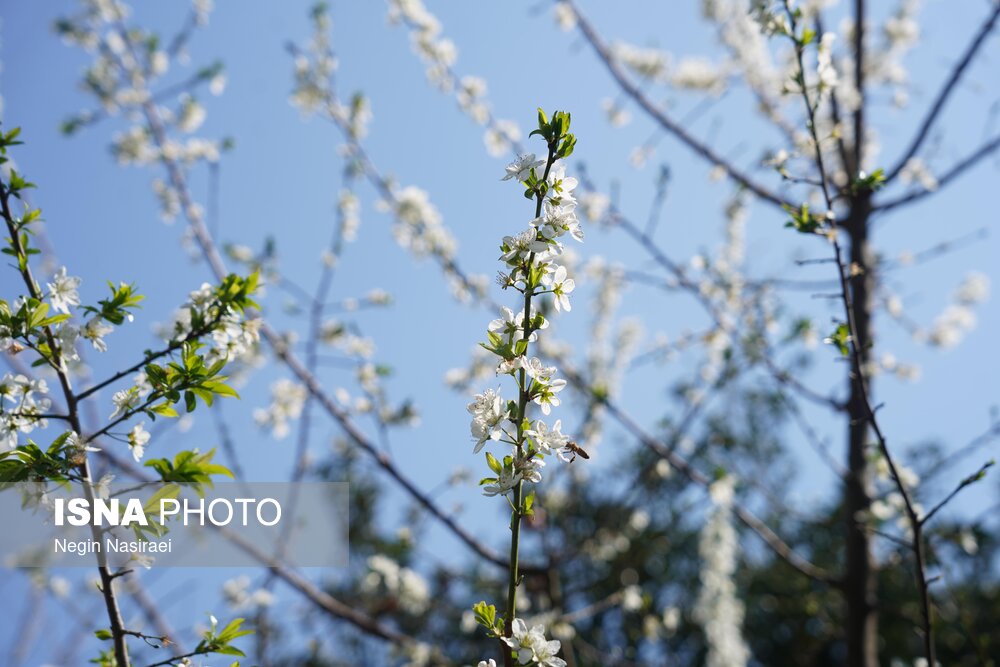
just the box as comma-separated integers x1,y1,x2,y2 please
875,133,1000,213
884,4,1000,183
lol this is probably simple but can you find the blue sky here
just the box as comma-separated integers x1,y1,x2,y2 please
1,0,999,662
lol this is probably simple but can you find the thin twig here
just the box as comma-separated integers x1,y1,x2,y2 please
563,0,793,211
876,133,1000,213
920,460,995,527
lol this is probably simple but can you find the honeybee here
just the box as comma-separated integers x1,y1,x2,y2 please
562,441,590,463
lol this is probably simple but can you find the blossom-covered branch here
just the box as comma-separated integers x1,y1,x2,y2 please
471,110,582,667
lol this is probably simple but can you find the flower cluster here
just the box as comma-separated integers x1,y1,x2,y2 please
694,477,751,667
253,378,309,439
503,619,566,667
0,374,51,449
221,575,276,611
34,265,136,363
360,554,431,616
382,186,455,262
891,271,991,349
161,281,262,365
386,0,523,156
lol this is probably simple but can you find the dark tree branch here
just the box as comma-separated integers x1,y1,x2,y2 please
875,133,1000,212
885,4,1000,183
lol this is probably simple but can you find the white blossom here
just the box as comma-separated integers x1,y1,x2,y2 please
222,575,276,611
484,119,521,157
482,466,521,497
502,153,544,182
0,374,52,448
816,33,839,91
672,57,726,92
526,419,571,458
110,388,140,420
467,388,507,452
611,42,670,81
579,192,610,223
81,316,114,352
899,157,938,192
47,267,82,314
515,453,545,484
501,229,550,265
127,422,150,462
93,473,114,501
553,2,576,31
543,265,576,312
954,272,989,305
361,554,430,615
600,98,631,127
253,379,308,438
488,307,545,343
177,95,207,133
502,619,566,667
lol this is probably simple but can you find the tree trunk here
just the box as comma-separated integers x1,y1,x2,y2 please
844,193,879,667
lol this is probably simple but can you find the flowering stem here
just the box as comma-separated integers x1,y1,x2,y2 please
504,143,558,664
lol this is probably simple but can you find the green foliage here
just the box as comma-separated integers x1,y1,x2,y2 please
0,297,70,350
524,107,577,196
88,649,115,666
144,448,233,488
142,342,240,419
83,282,144,325
0,126,36,198
824,322,851,356
0,440,76,483
195,616,254,658
472,600,502,638
849,168,886,195
783,202,827,234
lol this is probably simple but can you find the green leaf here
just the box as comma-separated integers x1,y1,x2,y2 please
149,403,179,418
523,491,535,516
824,322,851,356
536,107,549,130
142,483,181,518
217,618,252,643
472,600,499,635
